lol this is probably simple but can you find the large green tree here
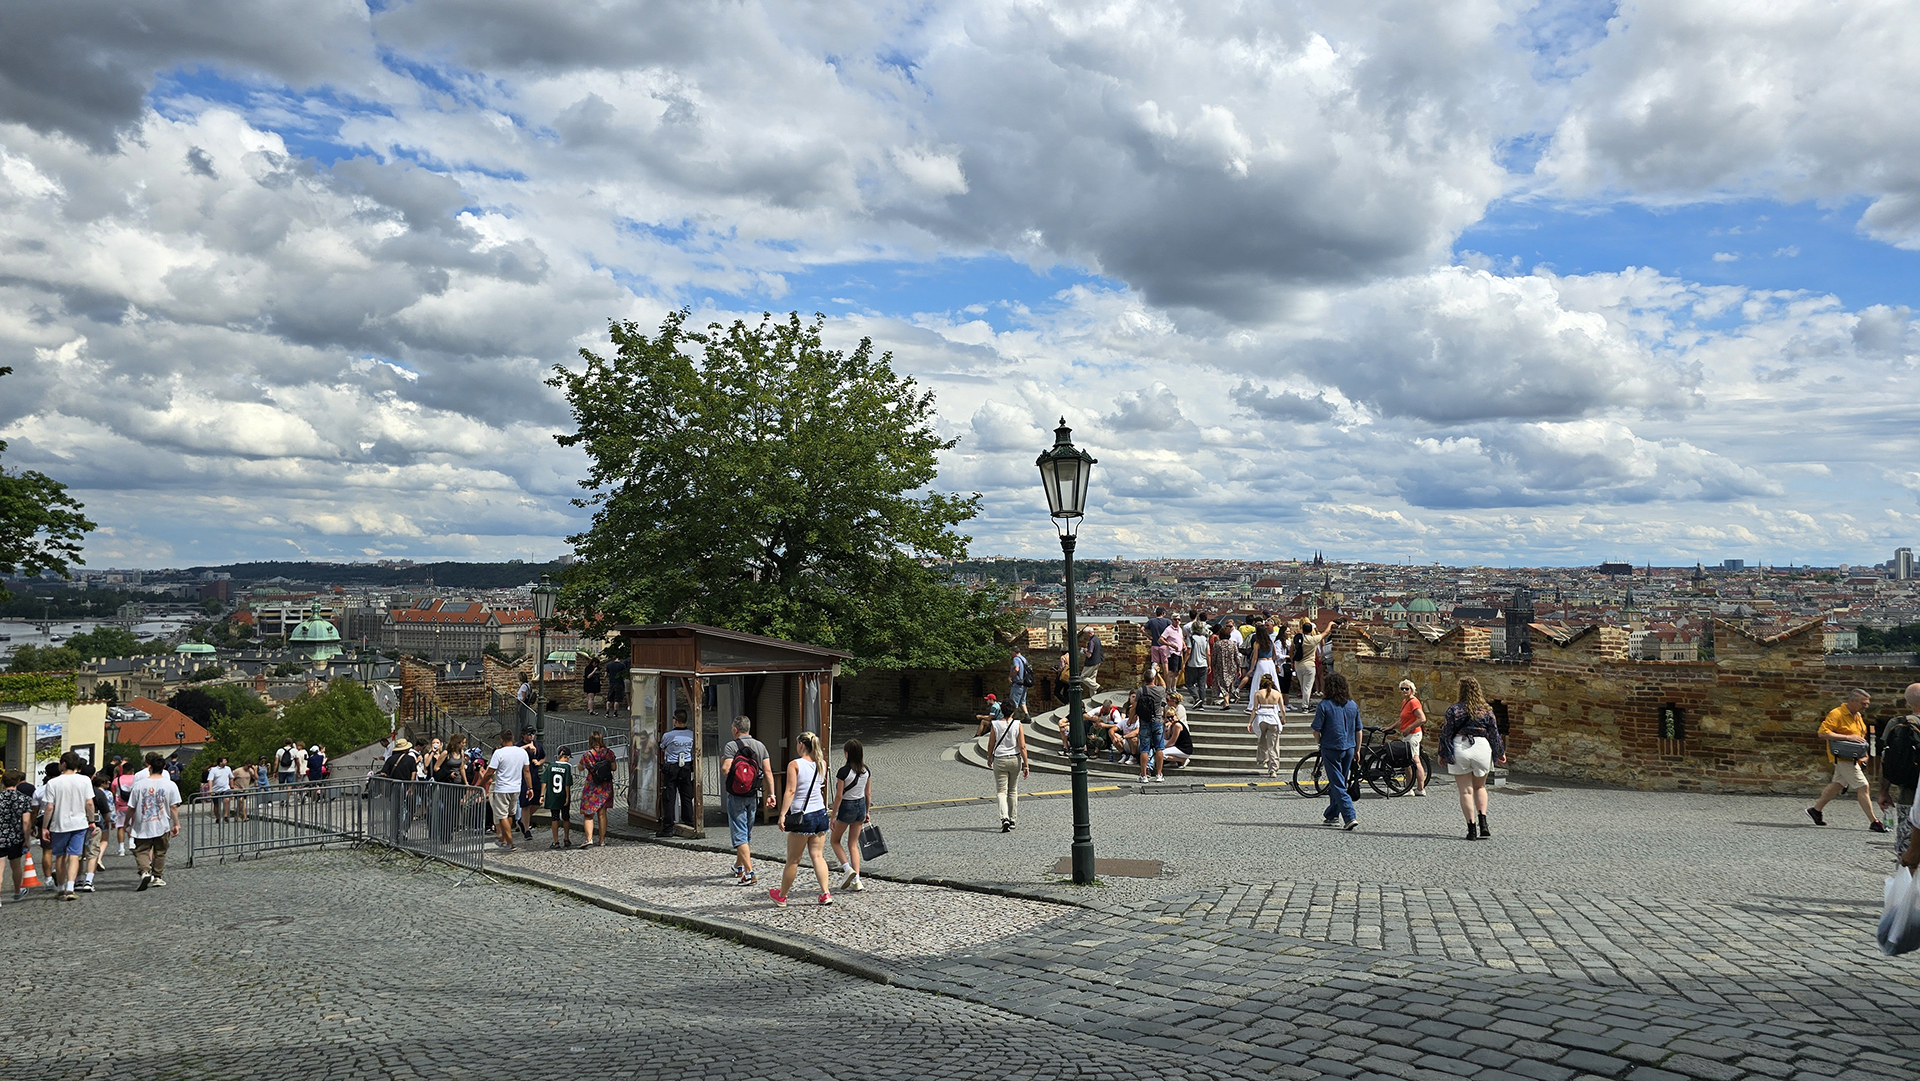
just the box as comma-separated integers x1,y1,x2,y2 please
0,367,95,601
550,310,1015,671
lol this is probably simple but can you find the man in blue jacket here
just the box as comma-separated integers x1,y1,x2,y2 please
1312,673,1361,830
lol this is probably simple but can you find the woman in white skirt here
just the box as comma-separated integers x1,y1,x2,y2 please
1250,674,1286,776
1242,624,1280,715
1438,676,1506,841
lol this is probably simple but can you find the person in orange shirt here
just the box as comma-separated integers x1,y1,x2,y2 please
1808,688,1887,832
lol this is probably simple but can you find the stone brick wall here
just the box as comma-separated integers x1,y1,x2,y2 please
1334,617,1920,793
398,654,587,720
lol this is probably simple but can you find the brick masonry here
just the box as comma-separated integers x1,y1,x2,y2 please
1334,616,1920,792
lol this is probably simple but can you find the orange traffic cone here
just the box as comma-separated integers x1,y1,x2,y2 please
19,852,41,889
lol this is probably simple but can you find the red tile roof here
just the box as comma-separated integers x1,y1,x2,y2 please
121,698,211,747
391,601,536,626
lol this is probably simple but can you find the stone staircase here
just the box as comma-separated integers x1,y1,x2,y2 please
957,694,1324,778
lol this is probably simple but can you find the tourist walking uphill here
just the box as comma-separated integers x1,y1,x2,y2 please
1252,674,1286,777
1008,645,1033,722
1808,688,1887,832
1440,677,1505,841
128,752,181,892
1312,674,1361,831
1243,624,1279,716
829,739,872,893
981,694,1029,831
721,717,772,886
481,730,532,852
771,731,833,908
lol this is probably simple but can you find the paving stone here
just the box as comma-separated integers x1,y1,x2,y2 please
1661,1055,1746,1081
1556,1050,1631,1077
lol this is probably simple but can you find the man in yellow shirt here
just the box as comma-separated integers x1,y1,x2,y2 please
1808,688,1888,831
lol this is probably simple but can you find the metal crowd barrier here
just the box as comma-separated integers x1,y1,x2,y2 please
363,777,488,873
181,779,367,866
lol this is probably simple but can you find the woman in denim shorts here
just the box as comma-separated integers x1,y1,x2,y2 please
771,732,834,908
829,740,872,895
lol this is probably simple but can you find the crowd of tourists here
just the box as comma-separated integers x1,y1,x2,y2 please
2,750,184,901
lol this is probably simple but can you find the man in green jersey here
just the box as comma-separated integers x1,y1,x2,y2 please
542,748,576,849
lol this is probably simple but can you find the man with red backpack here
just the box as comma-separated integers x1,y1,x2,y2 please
720,716,773,886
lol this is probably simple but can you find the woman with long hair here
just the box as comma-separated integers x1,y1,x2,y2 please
429,734,465,845
1439,676,1506,840
772,731,834,907
829,739,872,893
1242,624,1279,715
579,731,616,849
1251,674,1287,776
1311,672,1362,830
581,656,603,716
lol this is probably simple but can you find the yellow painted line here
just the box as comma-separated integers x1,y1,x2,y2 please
1032,785,1122,796
1201,781,1291,789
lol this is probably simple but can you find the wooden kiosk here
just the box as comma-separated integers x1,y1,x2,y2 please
617,623,850,836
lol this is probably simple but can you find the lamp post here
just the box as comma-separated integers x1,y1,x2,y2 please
531,574,560,742
1036,418,1098,885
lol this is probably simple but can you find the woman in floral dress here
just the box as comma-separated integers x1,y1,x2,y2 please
579,732,616,848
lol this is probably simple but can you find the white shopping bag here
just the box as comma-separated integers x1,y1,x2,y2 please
1878,866,1920,956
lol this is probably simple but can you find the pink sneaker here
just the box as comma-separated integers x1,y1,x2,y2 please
818,893,834,906
768,888,788,907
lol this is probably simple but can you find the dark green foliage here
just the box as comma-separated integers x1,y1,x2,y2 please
189,680,385,791
1855,624,1920,652
4,643,82,672
550,310,1016,672
0,367,95,601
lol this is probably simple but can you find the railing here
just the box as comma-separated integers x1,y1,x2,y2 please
181,778,367,866
181,776,489,875
364,777,488,873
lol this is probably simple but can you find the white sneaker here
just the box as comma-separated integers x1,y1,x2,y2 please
150,877,167,887
1413,789,1428,797
841,871,859,891
850,875,865,893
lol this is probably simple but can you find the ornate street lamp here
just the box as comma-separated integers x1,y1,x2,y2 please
1036,418,1097,885
531,574,561,742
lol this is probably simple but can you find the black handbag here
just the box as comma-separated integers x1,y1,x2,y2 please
858,822,888,861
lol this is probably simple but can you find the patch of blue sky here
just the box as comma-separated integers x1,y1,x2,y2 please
1515,0,1618,79
722,254,1120,331
150,66,389,167
1457,197,1920,312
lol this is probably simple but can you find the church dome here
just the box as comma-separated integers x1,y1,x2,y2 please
289,616,341,643
1407,597,1439,613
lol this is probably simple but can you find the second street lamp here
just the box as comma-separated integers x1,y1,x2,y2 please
1036,417,1097,885
531,574,560,742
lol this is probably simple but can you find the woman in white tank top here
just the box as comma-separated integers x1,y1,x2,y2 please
1251,674,1287,777
772,732,835,907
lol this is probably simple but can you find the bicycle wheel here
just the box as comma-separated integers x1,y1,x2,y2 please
1366,749,1411,798
1291,752,1327,798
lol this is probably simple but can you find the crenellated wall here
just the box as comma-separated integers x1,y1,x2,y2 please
1333,617,1920,792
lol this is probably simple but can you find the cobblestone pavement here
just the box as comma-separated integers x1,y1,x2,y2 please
1,851,1253,1081
488,837,1073,962
14,848,1919,1081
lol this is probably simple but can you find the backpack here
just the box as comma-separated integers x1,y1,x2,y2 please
589,753,615,786
725,743,761,796
1884,716,1920,790
1289,635,1305,663
278,747,296,771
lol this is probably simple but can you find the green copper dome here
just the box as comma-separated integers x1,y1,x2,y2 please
1407,597,1439,613
289,616,341,643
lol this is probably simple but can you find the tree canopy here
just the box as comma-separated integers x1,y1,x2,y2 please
549,310,1015,671
0,366,95,601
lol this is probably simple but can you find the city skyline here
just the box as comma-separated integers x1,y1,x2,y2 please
3,3,1919,567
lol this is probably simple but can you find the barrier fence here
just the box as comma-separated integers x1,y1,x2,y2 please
181,779,366,866
182,777,488,875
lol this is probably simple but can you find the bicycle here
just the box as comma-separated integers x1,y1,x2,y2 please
1291,726,1413,799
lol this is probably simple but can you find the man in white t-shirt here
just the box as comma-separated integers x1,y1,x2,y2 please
479,729,532,851
128,752,182,890
206,756,234,822
40,753,96,899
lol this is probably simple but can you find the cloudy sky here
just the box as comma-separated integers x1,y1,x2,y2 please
3,1,1918,569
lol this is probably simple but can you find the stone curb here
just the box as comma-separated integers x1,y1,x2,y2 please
630,830,1098,909
480,861,901,987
